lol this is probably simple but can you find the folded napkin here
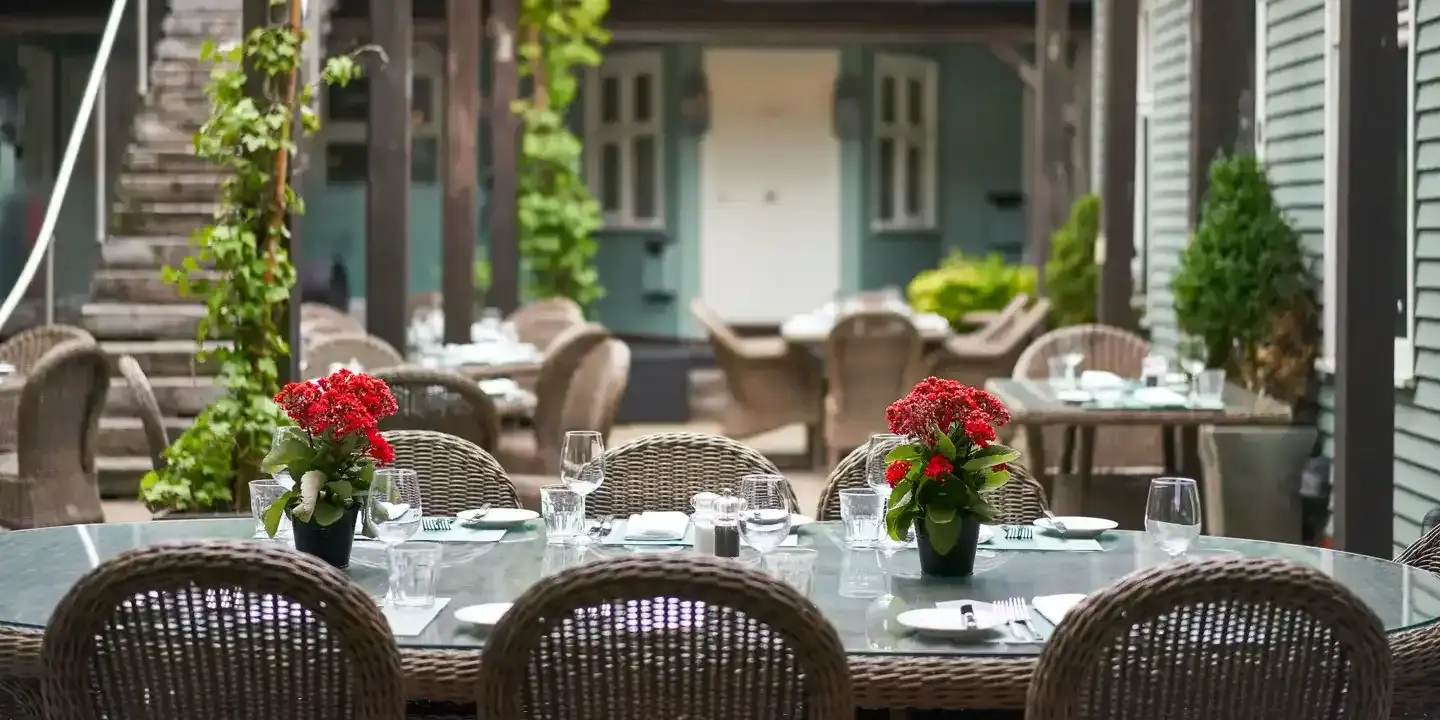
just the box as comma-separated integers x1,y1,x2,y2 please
1079,370,1126,389
624,512,691,541
383,597,451,637
1032,594,1086,626
1130,387,1190,408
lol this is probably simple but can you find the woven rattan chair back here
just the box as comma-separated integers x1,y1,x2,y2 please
559,338,631,444
823,310,925,447
1026,556,1392,719
116,355,169,472
42,541,405,720
586,432,798,516
303,333,405,379
532,323,610,457
384,429,521,513
815,446,1049,524
372,367,502,451
1397,524,1440,574
0,338,108,529
509,297,584,351
815,444,871,520
0,324,93,375
478,555,853,719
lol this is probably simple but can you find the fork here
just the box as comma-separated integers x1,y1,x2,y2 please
589,514,615,539
1011,598,1041,641
458,503,493,526
1004,525,1034,540
1000,598,1028,641
422,517,454,532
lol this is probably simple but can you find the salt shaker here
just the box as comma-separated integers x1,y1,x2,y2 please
691,491,720,555
1140,353,1168,388
711,489,744,559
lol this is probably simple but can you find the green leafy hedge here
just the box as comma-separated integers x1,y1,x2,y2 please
908,252,1036,331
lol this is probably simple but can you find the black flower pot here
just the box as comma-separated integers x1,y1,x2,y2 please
289,505,361,569
914,516,981,578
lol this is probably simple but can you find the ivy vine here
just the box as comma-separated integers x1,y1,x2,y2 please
514,0,610,308
140,0,363,512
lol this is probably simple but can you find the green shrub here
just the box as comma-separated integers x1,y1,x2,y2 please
908,252,1037,331
1045,194,1099,327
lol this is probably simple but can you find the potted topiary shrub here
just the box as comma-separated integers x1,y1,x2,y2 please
1045,194,1099,327
1171,152,1319,543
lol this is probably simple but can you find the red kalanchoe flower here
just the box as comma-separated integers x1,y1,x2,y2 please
885,377,1010,445
964,417,998,447
885,460,911,487
923,455,953,479
274,370,398,458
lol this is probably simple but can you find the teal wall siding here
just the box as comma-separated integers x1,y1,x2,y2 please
1140,0,1192,353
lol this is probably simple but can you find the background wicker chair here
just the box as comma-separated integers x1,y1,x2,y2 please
586,432,798,517
0,324,93,374
478,555,852,720
690,298,822,440
822,310,925,467
116,355,170,471
371,367,502,452
0,338,108,529
563,337,631,442
814,446,1049,524
1026,556,1392,719
384,429,521,515
303,333,405,379
927,297,1051,388
42,541,405,720
496,323,610,474
508,297,584,351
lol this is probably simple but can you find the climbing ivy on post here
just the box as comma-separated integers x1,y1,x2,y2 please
140,0,363,512
514,0,610,308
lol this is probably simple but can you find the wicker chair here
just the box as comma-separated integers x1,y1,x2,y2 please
1026,557,1392,719
0,338,108,529
508,297,584,351
927,297,1052,388
478,555,852,719
822,310,925,468
586,432,799,517
0,324,93,374
42,541,405,720
371,367,502,452
303,332,405,379
116,355,169,471
384,429,521,515
496,323,610,474
814,445,1050,524
690,298,822,440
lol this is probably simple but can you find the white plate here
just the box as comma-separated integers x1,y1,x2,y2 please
790,514,816,531
977,525,995,544
454,602,512,628
1054,389,1092,404
457,507,539,528
1033,516,1118,539
897,602,1007,640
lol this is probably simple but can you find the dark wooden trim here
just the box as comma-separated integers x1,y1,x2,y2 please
1332,0,1401,558
365,0,413,352
1187,0,1253,218
1098,0,1137,327
487,0,520,315
441,0,482,343
1030,0,1071,291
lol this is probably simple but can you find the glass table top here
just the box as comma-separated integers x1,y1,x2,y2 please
2,519,1436,657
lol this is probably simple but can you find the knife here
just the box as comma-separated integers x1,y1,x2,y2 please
959,603,977,630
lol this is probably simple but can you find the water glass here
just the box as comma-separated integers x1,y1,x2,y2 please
1145,477,1202,557
542,543,590,576
1196,368,1227,404
370,469,423,546
1047,356,1069,387
738,474,793,555
839,549,887,599
249,479,291,538
560,431,605,541
541,485,585,545
765,549,817,596
389,542,442,608
839,489,884,548
865,433,904,494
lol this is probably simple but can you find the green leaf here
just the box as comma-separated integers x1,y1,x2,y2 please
982,468,1010,490
886,444,921,462
887,479,914,511
926,505,957,524
261,426,311,473
327,480,354,502
962,446,1020,472
936,431,957,460
885,503,916,542
262,491,291,537
312,500,345,527
923,515,962,556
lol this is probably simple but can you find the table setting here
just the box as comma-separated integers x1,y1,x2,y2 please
780,296,952,344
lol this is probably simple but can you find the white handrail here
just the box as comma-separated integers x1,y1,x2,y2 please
137,0,149,96
0,0,131,330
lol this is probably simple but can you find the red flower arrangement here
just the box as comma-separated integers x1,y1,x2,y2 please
880,377,1019,545
259,369,399,537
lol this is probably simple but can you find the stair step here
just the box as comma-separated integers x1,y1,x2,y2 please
98,456,154,499
101,236,206,269
99,416,192,456
131,115,206,145
107,375,219,417
83,303,212,340
125,147,218,174
113,201,219,236
118,173,227,203
102,339,224,376
92,268,220,304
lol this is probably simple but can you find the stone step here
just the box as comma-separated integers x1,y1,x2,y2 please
98,456,152,499
106,375,219,417
99,415,192,457
118,172,226,203
125,147,218,175
83,302,212,340
101,236,207,270
131,114,206,146
92,268,220,304
113,201,218,236
102,339,224,376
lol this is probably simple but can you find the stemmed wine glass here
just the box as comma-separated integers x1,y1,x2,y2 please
1060,337,1085,387
369,468,423,605
1144,477,1202,558
560,431,605,542
866,433,912,546
1177,335,1208,398
738,474,793,558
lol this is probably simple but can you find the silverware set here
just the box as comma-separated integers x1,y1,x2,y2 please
421,517,454,532
589,515,614,539
997,597,1041,642
1003,525,1034,540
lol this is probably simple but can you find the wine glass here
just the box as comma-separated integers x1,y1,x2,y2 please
369,468,423,605
1060,337,1085,386
738,474,793,556
560,431,605,542
866,433,913,546
1177,335,1208,395
1145,477,1202,557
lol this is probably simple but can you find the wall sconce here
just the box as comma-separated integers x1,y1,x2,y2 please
679,72,711,136
832,74,862,140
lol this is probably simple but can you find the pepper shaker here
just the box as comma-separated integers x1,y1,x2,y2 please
711,489,744,559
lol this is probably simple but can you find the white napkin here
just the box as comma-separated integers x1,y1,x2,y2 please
1132,387,1189,407
383,597,451,637
1079,370,1126,389
624,512,691,540
478,378,521,396
328,358,364,374
1032,594,1086,626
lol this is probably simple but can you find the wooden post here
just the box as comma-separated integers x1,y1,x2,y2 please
1098,0,1137,327
1031,0,1071,291
442,0,482,344
365,0,413,352
487,0,521,314
1332,0,1401,558
1188,0,1254,217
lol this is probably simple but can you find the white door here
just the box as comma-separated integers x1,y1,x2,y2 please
699,49,841,324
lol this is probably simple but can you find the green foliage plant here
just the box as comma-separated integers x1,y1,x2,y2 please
514,0,610,309
140,0,364,512
1045,194,1099,327
907,252,1037,331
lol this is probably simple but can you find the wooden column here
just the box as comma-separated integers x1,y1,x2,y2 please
487,0,521,314
365,0,413,352
1031,0,1071,290
1188,0,1254,217
1098,0,1137,327
1332,0,1402,558
442,0,482,344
